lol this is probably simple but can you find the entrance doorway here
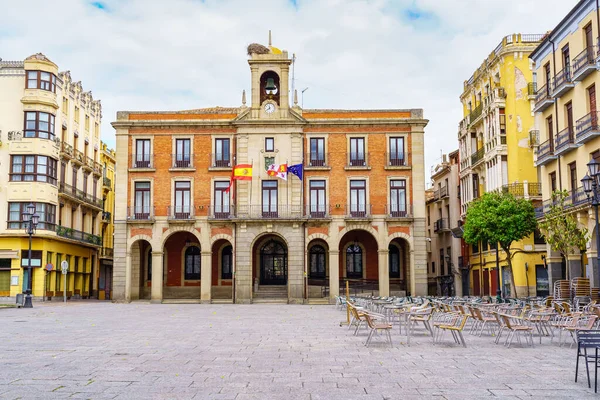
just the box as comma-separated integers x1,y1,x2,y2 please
260,239,287,285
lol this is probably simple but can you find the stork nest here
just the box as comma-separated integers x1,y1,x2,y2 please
247,43,270,56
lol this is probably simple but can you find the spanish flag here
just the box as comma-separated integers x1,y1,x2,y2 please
225,164,253,193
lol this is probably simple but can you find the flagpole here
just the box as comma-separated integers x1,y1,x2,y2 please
249,160,253,210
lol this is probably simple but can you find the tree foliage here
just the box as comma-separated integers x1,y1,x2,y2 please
538,190,589,280
463,191,538,297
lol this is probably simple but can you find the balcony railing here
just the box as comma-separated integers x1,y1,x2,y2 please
93,161,102,176
384,204,412,218
500,183,524,196
536,186,591,218
167,206,196,221
56,225,101,246
344,204,372,219
305,204,331,219
131,154,153,169
236,205,304,219
60,142,73,158
127,206,155,221
527,82,537,97
171,154,194,169
102,211,111,222
83,156,94,171
103,177,112,188
534,83,554,112
500,135,507,145
73,149,84,165
554,127,576,154
434,218,449,233
100,248,114,259
207,205,235,220
346,152,370,167
553,66,574,96
572,46,596,81
58,182,103,209
384,153,408,167
576,111,600,144
528,182,542,197
535,139,556,166
210,153,234,168
440,185,448,198
470,147,485,166
433,189,440,201
305,153,329,168
469,104,483,125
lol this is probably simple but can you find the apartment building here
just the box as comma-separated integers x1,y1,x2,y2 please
426,151,466,296
531,0,600,289
458,34,547,298
0,53,106,300
99,142,116,300
111,41,428,303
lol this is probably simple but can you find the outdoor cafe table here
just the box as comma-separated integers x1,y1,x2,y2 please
527,310,555,343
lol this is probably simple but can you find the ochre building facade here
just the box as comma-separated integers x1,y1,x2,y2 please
112,43,428,303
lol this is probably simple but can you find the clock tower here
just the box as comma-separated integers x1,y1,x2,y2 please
247,40,293,119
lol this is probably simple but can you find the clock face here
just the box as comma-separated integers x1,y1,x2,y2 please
264,103,276,114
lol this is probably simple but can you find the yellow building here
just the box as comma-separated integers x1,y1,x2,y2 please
458,34,548,298
531,0,600,289
99,142,116,300
0,54,104,301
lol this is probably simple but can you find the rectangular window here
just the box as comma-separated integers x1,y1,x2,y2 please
213,181,231,218
569,162,577,196
389,137,405,166
440,249,445,276
26,70,57,92
309,180,326,217
215,138,230,167
550,172,557,193
309,138,325,166
262,180,278,217
134,182,151,219
349,180,366,217
174,181,191,218
8,203,56,230
562,44,570,72
135,139,151,168
62,97,68,113
24,111,55,139
10,155,57,185
472,242,479,254
544,63,551,88
349,137,365,166
265,137,274,152
20,250,43,268
389,180,407,217
82,174,88,195
175,138,191,168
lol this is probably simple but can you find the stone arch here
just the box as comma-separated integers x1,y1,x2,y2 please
249,231,289,250
129,238,153,300
335,225,381,250
160,226,203,249
210,233,234,246
306,232,331,248
129,234,154,250
387,232,412,251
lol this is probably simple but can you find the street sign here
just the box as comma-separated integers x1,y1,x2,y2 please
60,260,68,272
45,263,53,271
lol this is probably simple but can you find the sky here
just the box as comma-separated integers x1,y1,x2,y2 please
0,0,577,181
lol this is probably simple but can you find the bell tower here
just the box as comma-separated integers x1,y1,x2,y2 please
247,34,292,119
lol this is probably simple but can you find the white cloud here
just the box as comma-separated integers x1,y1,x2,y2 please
0,0,575,174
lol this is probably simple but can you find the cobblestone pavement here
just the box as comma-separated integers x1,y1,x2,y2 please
0,302,595,399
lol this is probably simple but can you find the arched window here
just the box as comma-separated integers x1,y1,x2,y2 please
346,244,362,279
221,245,232,279
309,245,326,279
389,244,400,278
184,246,201,280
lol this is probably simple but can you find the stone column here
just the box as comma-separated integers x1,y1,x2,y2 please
125,251,131,302
201,251,212,303
378,249,390,297
546,256,563,290
587,251,599,287
150,251,163,303
567,254,583,280
329,250,340,301
410,121,428,296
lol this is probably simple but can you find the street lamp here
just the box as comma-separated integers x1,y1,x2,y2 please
583,158,600,291
22,203,39,308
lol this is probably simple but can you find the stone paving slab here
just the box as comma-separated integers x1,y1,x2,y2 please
0,302,596,399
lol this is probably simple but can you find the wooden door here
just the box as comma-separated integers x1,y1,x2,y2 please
473,270,480,296
483,269,490,296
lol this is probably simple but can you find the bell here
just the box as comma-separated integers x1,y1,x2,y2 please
264,77,277,92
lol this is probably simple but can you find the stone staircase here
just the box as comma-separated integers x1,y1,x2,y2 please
253,285,288,303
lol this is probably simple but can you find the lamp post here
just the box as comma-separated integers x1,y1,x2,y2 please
583,159,600,290
496,244,501,302
22,203,39,308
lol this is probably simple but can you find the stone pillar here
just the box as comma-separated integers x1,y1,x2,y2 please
587,251,600,288
378,249,389,297
201,251,212,303
124,251,131,302
410,121,428,296
567,254,583,281
150,251,163,303
235,227,252,304
329,250,340,301
547,256,563,291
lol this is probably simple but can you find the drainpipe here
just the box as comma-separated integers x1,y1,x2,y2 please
596,0,600,48
550,38,563,191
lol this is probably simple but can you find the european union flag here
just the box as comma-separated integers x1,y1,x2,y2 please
287,164,303,180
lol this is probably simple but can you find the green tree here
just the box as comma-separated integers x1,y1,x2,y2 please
463,191,537,297
538,190,589,280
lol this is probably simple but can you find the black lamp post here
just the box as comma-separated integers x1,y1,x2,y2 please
582,158,600,291
22,203,39,308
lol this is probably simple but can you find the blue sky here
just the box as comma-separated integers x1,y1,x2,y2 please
0,0,577,178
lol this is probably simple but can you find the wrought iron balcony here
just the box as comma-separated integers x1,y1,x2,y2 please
236,205,304,219
527,82,537,99
171,154,194,169
304,153,329,168
305,204,331,219
552,66,574,97
346,152,370,168
434,218,450,233
469,104,483,125
167,206,195,221
210,153,234,168
384,204,412,218
131,154,154,169
572,46,597,82
56,225,101,246
384,153,408,167
534,83,554,112
535,139,557,166
344,204,372,219
207,205,235,220
127,206,155,222
470,147,485,166
58,182,103,209
554,127,577,155
535,186,591,218
576,112,600,144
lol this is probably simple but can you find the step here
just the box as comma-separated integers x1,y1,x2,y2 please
252,298,289,304
307,298,332,305
161,299,201,304
253,293,288,299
